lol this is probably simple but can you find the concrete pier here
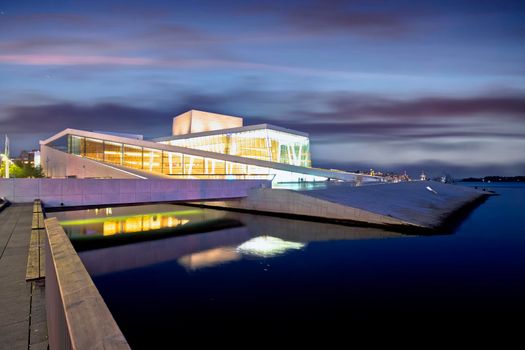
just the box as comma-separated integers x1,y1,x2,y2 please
0,178,270,206
0,204,48,350
195,181,489,230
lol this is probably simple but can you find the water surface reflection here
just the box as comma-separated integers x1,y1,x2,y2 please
46,185,525,346
48,203,408,276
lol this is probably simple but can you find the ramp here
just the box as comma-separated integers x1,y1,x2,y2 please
196,181,488,230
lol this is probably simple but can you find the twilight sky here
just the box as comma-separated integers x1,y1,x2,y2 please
1,0,524,177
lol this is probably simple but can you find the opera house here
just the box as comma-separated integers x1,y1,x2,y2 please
41,110,368,183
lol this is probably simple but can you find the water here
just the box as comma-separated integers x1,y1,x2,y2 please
48,183,525,343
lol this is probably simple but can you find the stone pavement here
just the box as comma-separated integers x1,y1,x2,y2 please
0,204,48,350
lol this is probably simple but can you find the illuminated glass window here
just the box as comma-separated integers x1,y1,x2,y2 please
162,151,183,175
85,138,104,161
104,141,122,165
162,128,311,167
206,158,225,174
123,144,143,169
183,155,205,175
143,148,162,173
226,161,247,174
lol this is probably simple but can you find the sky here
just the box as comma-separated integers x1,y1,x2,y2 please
1,0,524,177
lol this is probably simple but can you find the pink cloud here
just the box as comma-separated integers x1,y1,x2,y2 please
0,54,424,81
0,54,154,66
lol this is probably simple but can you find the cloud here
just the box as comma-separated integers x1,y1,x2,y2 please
241,0,525,39
242,92,525,142
0,13,92,27
0,53,427,82
0,10,230,60
324,95,525,119
3,90,524,140
285,5,407,36
240,0,412,36
0,103,170,137
138,24,217,44
0,54,155,66
2,88,525,174
0,37,113,53
312,159,525,178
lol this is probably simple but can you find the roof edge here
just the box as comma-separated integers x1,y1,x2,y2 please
153,123,309,142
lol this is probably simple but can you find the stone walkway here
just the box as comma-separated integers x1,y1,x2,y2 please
0,204,48,350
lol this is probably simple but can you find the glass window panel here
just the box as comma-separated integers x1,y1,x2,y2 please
204,158,215,175
85,138,104,161
48,135,69,153
183,155,204,175
123,144,143,169
225,162,247,175
70,136,84,156
204,158,224,174
162,152,183,175
143,148,162,173
104,141,122,165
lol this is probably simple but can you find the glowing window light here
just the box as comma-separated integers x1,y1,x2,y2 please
59,209,200,226
149,215,161,230
103,221,118,236
236,236,305,258
124,217,143,233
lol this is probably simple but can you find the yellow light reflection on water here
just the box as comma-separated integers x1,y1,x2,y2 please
103,221,118,236
60,209,199,236
124,216,144,233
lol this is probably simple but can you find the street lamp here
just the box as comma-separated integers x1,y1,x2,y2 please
1,135,10,178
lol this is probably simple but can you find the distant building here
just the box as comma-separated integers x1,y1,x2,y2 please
40,109,379,183
16,149,41,167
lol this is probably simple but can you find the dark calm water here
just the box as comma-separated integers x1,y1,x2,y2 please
49,182,525,343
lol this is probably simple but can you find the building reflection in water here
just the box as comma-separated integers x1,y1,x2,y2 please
178,247,241,271
53,204,213,237
46,203,412,277
101,216,190,236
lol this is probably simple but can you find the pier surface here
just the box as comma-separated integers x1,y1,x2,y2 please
0,204,48,350
196,181,488,230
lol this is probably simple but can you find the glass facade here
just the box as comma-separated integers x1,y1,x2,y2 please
160,128,311,167
46,134,325,183
143,148,162,173
85,138,104,161
123,144,142,169
162,151,183,175
104,141,122,165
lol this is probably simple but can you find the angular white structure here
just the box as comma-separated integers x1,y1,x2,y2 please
40,110,378,183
